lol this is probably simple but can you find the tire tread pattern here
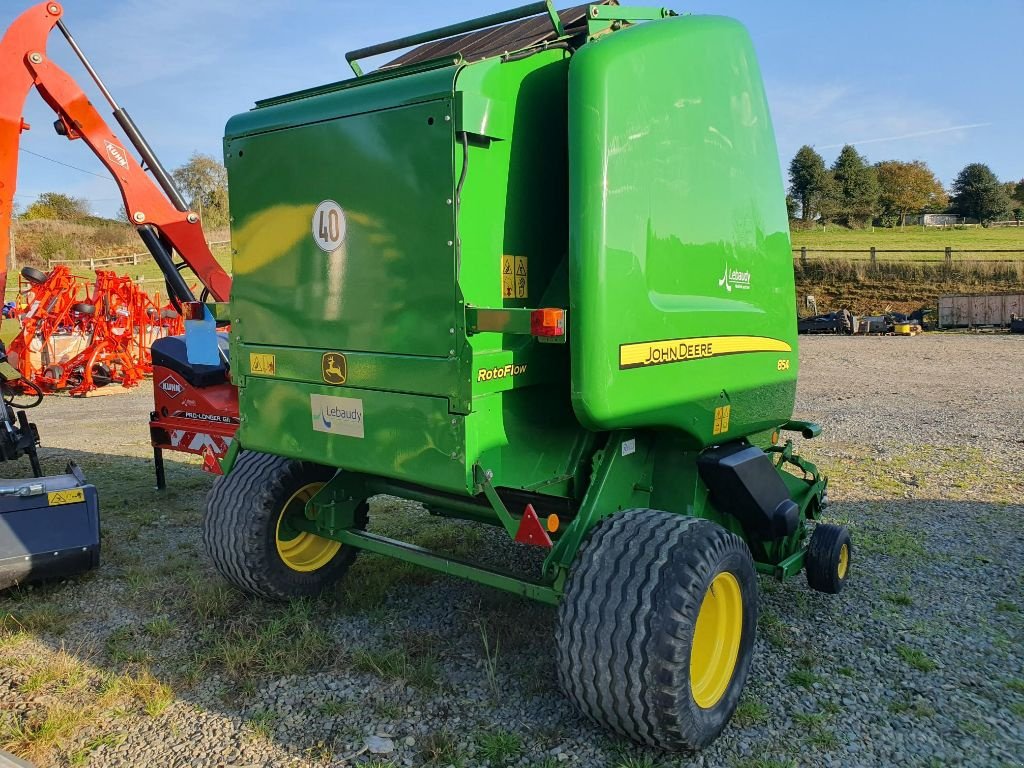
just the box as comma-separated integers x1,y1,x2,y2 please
203,451,366,601
556,509,758,751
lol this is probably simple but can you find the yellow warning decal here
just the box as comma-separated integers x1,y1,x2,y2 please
47,488,85,506
501,255,528,299
713,405,731,436
619,336,793,370
250,353,276,376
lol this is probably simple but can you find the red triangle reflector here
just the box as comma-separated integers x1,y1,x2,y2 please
514,504,552,548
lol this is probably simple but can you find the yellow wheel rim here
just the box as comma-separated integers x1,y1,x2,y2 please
690,571,743,710
275,482,342,572
837,543,849,580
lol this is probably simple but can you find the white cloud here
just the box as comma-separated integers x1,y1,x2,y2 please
767,81,990,174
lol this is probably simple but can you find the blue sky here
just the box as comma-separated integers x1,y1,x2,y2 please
8,0,1023,218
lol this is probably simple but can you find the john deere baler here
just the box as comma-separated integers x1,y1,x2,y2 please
202,3,849,751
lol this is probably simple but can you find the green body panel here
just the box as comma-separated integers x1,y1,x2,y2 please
220,7,827,600
227,98,457,358
568,16,798,444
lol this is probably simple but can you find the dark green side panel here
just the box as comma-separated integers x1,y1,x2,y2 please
226,100,457,358
568,16,798,445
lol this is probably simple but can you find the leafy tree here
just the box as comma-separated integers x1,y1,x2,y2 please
950,164,1012,223
20,192,90,221
874,160,947,227
788,145,832,222
1010,179,1024,207
172,152,229,228
785,194,798,220
830,145,879,227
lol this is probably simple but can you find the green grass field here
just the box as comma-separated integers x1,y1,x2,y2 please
790,224,1024,257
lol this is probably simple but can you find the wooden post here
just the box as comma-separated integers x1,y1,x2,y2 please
800,246,807,268
944,247,952,267
870,247,876,266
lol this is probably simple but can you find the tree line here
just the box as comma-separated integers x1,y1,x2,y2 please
16,152,229,229
788,144,1024,227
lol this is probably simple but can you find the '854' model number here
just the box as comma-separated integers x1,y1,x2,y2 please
777,358,791,371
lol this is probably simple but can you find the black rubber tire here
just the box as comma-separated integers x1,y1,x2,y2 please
90,363,112,387
203,450,367,601
71,302,95,316
806,523,852,594
21,266,48,284
555,509,758,751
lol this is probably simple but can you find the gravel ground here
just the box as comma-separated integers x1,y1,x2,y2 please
1,333,1022,768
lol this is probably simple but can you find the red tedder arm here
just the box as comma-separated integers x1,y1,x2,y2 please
0,2,232,307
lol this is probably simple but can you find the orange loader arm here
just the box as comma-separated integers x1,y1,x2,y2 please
0,2,231,309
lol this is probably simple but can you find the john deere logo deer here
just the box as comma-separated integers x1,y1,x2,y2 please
321,353,347,385
104,140,130,169
159,376,184,398
718,265,751,292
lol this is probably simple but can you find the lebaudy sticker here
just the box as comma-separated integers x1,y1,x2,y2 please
311,394,364,438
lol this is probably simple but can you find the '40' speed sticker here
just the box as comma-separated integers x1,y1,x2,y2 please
312,200,347,252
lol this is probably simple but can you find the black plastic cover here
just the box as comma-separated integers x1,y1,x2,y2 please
150,333,230,388
0,481,100,590
697,442,799,540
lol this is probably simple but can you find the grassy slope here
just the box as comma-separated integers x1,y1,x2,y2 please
789,226,1024,314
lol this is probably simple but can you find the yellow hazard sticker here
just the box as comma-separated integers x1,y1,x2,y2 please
713,405,731,436
250,353,276,376
501,255,528,299
47,488,85,506
619,336,793,370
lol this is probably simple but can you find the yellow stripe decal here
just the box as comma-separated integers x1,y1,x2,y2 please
619,336,793,370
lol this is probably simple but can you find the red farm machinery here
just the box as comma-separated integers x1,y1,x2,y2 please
0,1,239,492
0,1,238,588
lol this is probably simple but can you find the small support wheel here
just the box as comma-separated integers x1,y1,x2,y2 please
71,302,96,315
806,523,852,594
556,509,758,751
21,266,48,284
203,451,367,600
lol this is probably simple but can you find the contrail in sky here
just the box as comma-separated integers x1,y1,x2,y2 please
818,122,991,149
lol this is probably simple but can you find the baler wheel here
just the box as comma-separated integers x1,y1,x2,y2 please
203,451,367,600
555,509,758,751
805,523,852,594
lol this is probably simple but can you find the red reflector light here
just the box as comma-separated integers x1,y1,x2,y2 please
183,301,205,321
530,308,565,337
